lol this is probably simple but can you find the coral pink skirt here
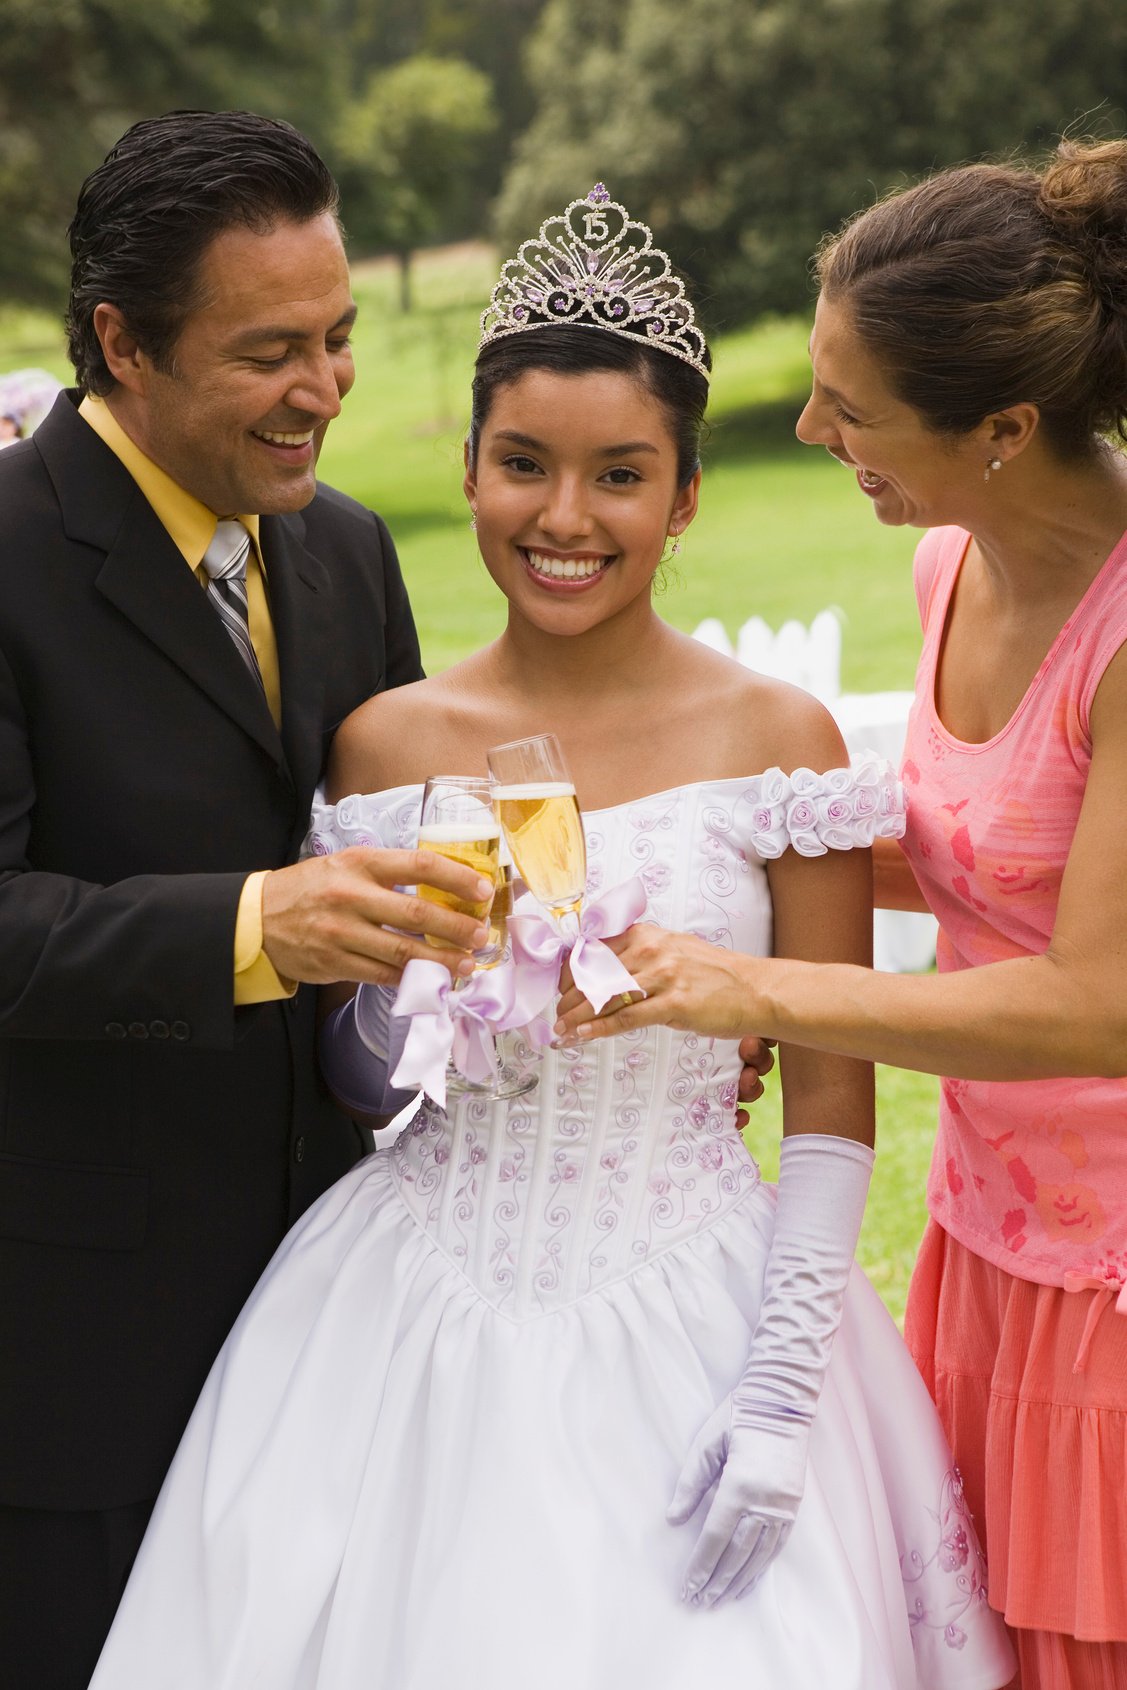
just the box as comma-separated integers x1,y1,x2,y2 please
906,1219,1127,1643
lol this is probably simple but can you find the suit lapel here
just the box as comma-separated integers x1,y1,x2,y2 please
95,504,284,765
37,395,285,767
259,513,329,806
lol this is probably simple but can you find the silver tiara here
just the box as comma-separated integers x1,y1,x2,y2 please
478,184,709,381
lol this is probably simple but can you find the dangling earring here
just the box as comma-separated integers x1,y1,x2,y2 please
469,510,477,531
983,458,1002,483
661,532,682,565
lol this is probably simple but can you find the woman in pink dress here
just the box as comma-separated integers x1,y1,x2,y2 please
560,138,1127,1689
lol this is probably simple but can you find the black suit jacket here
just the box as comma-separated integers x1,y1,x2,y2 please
0,394,423,1508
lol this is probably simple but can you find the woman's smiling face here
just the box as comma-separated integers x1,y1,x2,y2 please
796,293,980,529
464,366,699,635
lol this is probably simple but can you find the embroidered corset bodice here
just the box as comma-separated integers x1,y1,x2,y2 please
307,762,902,1321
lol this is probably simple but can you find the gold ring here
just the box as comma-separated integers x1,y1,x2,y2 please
617,992,636,1010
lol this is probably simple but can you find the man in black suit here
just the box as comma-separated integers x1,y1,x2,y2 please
0,110,490,1688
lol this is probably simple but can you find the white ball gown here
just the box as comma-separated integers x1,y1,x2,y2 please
91,768,1013,1690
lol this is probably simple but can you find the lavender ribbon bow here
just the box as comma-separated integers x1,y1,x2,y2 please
507,876,648,1043
390,958,518,1110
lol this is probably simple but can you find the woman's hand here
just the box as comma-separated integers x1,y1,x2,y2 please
554,922,770,1044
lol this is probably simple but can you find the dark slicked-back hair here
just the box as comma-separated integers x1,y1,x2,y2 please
66,109,341,396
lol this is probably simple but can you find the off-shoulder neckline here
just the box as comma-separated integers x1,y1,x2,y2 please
321,765,875,821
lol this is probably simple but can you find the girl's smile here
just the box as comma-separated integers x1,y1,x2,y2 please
520,546,615,588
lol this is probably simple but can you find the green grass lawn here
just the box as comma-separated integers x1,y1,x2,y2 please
0,243,938,1322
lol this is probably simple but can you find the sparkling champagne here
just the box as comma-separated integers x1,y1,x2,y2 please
479,863,513,968
492,783,585,919
417,824,499,945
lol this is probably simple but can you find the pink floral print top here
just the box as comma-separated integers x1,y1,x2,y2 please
902,523,1127,1287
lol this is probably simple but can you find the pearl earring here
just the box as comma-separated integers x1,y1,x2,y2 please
983,458,1002,483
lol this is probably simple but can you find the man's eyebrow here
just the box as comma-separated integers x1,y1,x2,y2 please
231,304,358,346
494,429,660,456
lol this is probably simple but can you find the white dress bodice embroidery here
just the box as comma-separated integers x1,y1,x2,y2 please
306,762,903,1320
91,761,1017,1690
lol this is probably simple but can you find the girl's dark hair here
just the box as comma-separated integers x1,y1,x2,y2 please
469,326,711,488
816,139,1127,458
66,110,341,396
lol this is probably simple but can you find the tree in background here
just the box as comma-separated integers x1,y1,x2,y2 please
5,0,1126,330
495,0,1127,331
327,0,546,211
0,0,335,310
319,0,547,246
335,54,498,310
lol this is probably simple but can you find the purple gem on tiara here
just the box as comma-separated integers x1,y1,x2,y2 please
549,292,569,313
610,302,625,317
589,183,610,204
513,305,528,320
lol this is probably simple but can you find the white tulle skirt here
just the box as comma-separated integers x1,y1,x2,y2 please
91,1153,1013,1690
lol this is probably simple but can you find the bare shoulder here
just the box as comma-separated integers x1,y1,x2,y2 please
665,632,849,778
326,665,483,800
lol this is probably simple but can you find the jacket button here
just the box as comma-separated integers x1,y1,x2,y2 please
293,1136,305,1164
105,1022,127,1040
128,1021,149,1039
149,1020,170,1039
170,1021,191,1041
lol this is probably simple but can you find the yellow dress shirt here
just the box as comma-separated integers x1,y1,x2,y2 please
79,395,295,1004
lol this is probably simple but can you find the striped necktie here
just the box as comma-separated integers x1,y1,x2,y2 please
200,520,266,695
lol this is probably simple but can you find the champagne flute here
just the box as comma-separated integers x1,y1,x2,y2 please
478,841,515,970
417,776,536,1101
487,735,586,928
487,735,587,1053
418,776,500,956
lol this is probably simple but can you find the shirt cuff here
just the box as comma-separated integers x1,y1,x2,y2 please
234,870,297,1004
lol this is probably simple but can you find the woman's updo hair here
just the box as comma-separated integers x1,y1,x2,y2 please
469,326,711,489
816,138,1127,458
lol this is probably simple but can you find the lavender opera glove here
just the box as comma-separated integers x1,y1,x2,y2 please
669,1133,875,1607
318,985,417,1117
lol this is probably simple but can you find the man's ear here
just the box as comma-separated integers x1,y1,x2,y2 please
92,303,150,396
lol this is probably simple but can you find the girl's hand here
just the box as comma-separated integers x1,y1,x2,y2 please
735,1036,777,1126
554,922,768,1043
